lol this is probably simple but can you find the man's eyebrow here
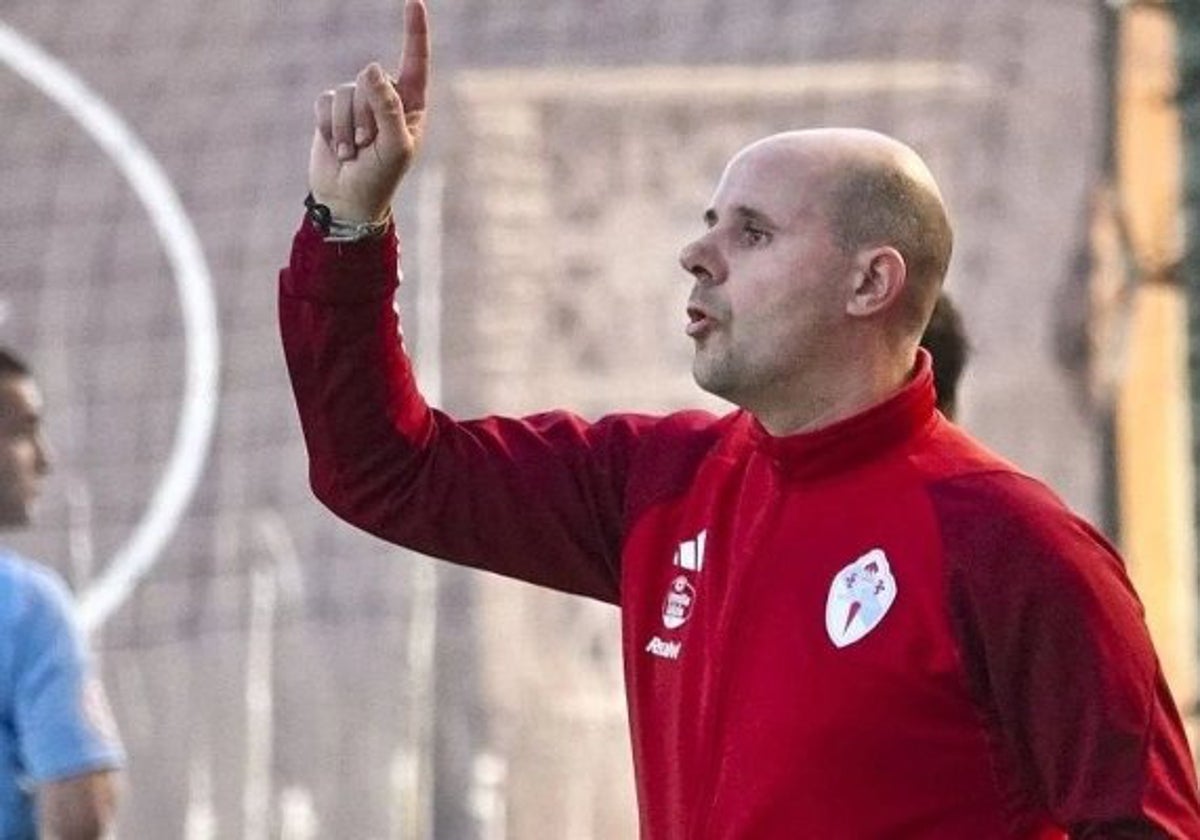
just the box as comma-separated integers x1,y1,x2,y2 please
733,205,779,227
702,205,779,228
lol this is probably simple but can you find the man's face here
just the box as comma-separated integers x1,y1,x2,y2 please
679,141,853,415
0,375,51,528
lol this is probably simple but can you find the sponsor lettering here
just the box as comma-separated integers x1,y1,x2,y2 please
645,636,682,660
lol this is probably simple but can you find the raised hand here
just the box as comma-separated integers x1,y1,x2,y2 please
309,0,430,223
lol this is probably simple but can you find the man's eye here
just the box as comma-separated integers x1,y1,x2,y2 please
741,226,769,245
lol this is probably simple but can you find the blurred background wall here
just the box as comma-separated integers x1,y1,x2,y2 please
0,0,1194,837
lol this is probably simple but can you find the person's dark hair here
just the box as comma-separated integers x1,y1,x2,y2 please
0,346,31,379
825,161,953,336
919,293,969,419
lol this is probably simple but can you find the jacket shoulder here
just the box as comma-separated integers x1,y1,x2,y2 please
623,408,734,523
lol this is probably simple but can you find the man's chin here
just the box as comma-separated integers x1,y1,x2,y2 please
692,362,733,402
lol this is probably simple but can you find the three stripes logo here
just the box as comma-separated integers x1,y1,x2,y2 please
673,529,707,572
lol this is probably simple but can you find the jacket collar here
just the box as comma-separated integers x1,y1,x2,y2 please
734,349,937,480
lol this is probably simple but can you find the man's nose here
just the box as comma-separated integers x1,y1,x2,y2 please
678,235,722,285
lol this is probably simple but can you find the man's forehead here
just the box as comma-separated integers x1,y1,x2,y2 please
709,146,829,221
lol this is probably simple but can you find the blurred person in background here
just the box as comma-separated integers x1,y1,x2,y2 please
921,291,969,419
278,2,1200,835
0,347,123,839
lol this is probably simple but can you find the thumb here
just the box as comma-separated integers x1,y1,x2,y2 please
358,62,412,153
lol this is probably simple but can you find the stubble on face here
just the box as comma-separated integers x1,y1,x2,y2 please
0,377,47,529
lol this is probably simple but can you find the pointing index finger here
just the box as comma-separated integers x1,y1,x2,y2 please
396,0,430,112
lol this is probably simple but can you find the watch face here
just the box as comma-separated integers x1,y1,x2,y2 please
304,193,332,233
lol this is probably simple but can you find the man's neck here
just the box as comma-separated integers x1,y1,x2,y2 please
752,352,916,437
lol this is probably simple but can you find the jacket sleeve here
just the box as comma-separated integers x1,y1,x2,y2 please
936,472,1200,839
278,219,654,604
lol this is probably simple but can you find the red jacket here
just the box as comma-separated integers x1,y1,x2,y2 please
280,220,1200,839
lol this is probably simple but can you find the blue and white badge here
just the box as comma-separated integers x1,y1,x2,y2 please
825,549,896,648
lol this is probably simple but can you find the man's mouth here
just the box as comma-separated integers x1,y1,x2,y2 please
686,304,716,338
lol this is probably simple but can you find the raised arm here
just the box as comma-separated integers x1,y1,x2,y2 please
280,1,668,603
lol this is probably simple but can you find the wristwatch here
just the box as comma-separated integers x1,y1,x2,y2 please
304,193,390,242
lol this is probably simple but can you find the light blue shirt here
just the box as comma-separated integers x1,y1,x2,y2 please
0,549,123,839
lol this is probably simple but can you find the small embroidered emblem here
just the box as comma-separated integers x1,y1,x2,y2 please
661,575,696,630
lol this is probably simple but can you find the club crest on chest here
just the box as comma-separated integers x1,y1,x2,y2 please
825,548,897,648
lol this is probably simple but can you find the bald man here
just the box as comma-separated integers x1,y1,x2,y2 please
279,3,1200,836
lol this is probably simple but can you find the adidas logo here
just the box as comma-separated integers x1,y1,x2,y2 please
673,530,707,572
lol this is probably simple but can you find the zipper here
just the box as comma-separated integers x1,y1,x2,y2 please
684,452,784,838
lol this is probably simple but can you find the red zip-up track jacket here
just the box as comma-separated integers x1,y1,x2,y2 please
280,221,1200,838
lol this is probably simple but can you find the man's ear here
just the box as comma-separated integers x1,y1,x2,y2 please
846,246,907,318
